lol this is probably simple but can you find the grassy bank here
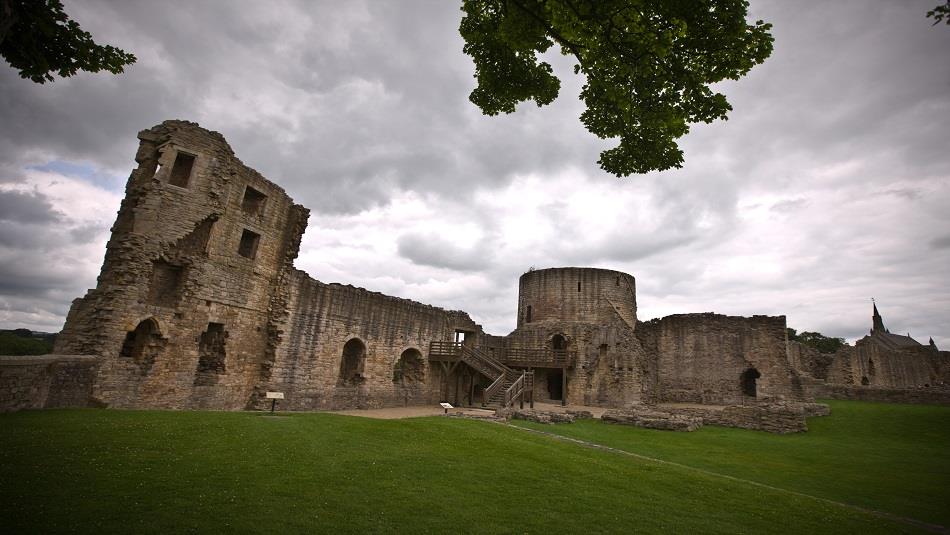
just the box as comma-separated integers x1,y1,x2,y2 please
0,401,942,533
512,400,950,527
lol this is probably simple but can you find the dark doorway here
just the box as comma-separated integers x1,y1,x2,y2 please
740,368,761,397
551,334,567,351
547,370,563,400
338,338,366,386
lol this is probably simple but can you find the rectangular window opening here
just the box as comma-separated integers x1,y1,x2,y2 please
237,229,261,259
241,186,268,217
168,152,196,188
148,260,184,307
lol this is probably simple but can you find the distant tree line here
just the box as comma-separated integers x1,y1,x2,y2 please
0,328,55,355
787,328,846,354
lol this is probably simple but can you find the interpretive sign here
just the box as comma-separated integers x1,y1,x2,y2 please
266,391,284,413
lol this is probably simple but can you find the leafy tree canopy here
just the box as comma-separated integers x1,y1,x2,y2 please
928,1,950,25
0,330,53,355
0,0,135,83
787,328,847,354
460,0,773,175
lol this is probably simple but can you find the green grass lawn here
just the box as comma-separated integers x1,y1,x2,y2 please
0,401,943,534
512,400,950,528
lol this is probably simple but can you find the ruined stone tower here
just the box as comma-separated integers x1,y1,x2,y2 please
55,121,309,409
505,268,651,406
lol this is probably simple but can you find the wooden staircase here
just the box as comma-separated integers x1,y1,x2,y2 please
429,341,533,408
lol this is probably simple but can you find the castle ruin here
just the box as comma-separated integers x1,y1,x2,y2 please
4,121,948,416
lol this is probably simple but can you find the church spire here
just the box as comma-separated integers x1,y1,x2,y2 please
871,299,887,334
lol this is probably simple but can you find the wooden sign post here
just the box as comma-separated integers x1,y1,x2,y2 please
266,391,284,413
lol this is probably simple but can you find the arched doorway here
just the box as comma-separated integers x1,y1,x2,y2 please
393,348,425,384
551,334,567,351
338,338,366,386
740,368,761,397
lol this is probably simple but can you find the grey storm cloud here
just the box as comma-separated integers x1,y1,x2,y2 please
0,0,948,344
397,232,493,272
0,190,62,224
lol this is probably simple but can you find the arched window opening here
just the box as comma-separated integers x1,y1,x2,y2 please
118,318,165,372
861,376,870,386
338,338,366,386
393,348,425,384
525,305,532,324
552,334,567,351
740,368,761,397
868,358,876,376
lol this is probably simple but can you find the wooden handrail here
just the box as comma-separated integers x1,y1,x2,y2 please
504,371,525,407
484,373,507,402
498,347,575,367
430,341,574,368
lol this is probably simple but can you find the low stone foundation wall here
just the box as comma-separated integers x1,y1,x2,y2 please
602,407,703,432
602,401,829,434
810,384,950,405
506,409,577,424
671,404,810,434
0,355,100,413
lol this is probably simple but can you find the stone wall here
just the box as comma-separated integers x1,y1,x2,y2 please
787,340,834,380
601,402,826,434
0,355,99,412
505,321,652,407
256,269,482,410
826,340,948,388
662,403,812,434
636,313,803,404
808,384,950,405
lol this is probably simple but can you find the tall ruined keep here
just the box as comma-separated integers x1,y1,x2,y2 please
24,121,946,413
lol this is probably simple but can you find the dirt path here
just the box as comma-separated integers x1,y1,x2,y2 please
333,405,496,419
331,402,609,420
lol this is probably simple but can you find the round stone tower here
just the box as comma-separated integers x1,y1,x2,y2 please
509,267,646,407
517,267,637,329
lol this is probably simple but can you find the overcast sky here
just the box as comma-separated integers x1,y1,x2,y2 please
1,0,948,347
